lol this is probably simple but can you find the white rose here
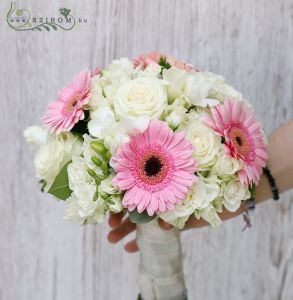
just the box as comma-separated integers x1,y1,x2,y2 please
213,152,243,178
223,179,250,212
163,67,188,100
184,117,221,170
113,77,167,119
34,140,65,187
160,177,221,229
184,72,219,107
23,126,48,151
67,156,95,191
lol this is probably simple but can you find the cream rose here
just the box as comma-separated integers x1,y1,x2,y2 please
223,179,250,212
184,117,221,170
113,77,167,119
213,152,243,178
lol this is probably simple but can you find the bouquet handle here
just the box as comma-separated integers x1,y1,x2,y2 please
136,219,187,300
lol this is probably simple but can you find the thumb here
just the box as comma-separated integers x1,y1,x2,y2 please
158,218,173,230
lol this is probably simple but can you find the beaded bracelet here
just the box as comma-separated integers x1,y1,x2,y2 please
242,166,279,231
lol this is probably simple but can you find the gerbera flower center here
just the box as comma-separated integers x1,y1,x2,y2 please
137,150,169,185
144,156,163,176
229,127,251,159
65,94,81,113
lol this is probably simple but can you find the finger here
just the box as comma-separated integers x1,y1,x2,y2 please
124,239,139,253
158,218,173,230
108,212,124,228
107,217,136,243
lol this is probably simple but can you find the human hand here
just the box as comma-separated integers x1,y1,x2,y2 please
107,202,246,253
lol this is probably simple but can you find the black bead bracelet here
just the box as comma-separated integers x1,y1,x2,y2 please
242,166,279,231
263,167,280,200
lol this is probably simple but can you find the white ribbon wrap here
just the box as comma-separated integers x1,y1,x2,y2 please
136,219,186,300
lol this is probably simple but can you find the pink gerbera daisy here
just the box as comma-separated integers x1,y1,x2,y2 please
44,70,90,134
203,99,268,186
113,121,197,216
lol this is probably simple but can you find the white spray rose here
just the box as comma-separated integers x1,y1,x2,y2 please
113,77,167,119
213,152,243,178
184,116,221,170
223,179,250,212
135,63,162,78
160,177,221,229
23,126,48,151
33,133,82,188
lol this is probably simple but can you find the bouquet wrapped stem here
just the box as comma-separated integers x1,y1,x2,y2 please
137,219,186,300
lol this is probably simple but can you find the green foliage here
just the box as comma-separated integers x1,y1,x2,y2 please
129,209,157,224
159,56,172,72
249,184,256,198
48,161,72,200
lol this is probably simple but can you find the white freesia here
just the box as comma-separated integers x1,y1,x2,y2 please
33,132,82,189
64,194,107,224
113,77,167,119
200,205,223,228
108,195,123,213
82,134,104,175
184,72,219,107
67,156,95,191
184,115,221,170
212,151,243,178
89,104,150,155
160,177,221,229
164,98,187,129
162,67,188,100
99,174,119,195
100,58,134,98
88,104,117,139
86,75,105,110
223,179,250,212
23,126,48,151
136,63,162,78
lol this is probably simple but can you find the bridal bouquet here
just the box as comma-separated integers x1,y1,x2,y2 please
25,52,268,299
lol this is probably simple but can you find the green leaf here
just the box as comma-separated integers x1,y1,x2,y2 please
249,184,256,198
42,25,50,31
129,209,156,224
50,24,57,30
48,161,72,200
